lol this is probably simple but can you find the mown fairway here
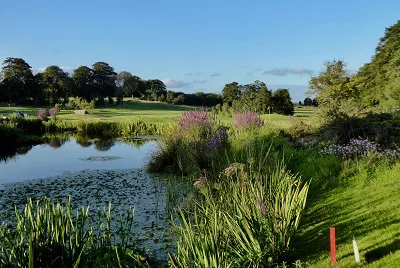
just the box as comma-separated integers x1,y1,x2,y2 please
0,100,315,126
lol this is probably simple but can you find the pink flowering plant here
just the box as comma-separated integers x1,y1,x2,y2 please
233,112,264,132
148,107,230,174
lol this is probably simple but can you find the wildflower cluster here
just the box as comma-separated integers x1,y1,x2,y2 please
179,108,214,132
321,138,400,158
208,127,228,150
223,162,245,176
49,107,58,117
233,112,264,131
37,109,50,121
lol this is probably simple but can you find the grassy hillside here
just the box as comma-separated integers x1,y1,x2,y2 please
291,159,400,267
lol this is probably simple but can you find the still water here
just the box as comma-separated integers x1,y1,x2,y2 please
0,137,156,183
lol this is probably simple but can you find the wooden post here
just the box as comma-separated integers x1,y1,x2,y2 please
330,227,336,264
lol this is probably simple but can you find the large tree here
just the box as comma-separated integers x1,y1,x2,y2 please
146,79,166,100
352,20,400,110
42,66,71,105
92,62,116,100
255,82,272,113
1,57,35,103
222,82,240,105
116,71,142,98
271,88,294,115
308,60,352,119
72,66,94,101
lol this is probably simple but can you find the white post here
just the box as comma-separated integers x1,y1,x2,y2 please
353,236,361,263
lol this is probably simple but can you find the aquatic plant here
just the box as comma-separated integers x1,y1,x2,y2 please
170,161,309,267
148,109,229,175
0,198,149,267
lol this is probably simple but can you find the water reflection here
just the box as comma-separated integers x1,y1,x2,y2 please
0,134,157,183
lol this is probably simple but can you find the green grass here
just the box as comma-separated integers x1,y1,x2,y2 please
291,160,400,267
0,99,313,126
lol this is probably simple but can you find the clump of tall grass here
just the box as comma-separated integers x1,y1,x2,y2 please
120,117,163,137
148,108,229,174
0,198,149,267
170,161,309,267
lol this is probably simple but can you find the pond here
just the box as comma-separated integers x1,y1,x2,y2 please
0,137,156,183
0,136,191,261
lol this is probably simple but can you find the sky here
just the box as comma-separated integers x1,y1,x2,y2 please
1,0,400,101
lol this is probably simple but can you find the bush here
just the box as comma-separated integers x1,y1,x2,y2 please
37,109,50,121
233,112,264,132
170,161,309,266
148,108,229,174
54,103,63,111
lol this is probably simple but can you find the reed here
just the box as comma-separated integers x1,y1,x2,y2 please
0,198,149,267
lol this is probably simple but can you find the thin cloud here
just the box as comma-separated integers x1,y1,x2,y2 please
263,68,314,76
210,72,220,78
192,80,207,84
162,79,190,89
246,68,262,76
186,72,203,76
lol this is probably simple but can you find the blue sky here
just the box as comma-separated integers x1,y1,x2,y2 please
1,0,399,101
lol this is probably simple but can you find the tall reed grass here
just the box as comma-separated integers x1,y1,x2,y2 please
170,161,309,267
0,199,149,267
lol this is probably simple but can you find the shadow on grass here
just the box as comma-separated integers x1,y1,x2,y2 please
365,239,400,263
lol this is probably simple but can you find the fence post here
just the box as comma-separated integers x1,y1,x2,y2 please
330,227,336,264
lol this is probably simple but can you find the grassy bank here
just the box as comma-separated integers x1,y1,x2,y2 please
290,160,400,267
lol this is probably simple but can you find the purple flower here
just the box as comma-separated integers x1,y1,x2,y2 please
179,107,215,131
37,109,50,121
49,107,58,117
257,198,267,216
233,112,264,131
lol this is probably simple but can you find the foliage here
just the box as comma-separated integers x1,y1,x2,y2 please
271,89,295,115
352,20,400,111
0,198,149,267
0,57,36,104
71,66,94,101
170,160,309,267
148,108,229,174
42,65,71,105
233,112,264,132
37,109,50,121
321,138,400,159
49,107,58,117
308,60,353,121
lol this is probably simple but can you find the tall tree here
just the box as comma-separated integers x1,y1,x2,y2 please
353,20,400,110
116,71,141,98
42,66,71,105
1,57,35,103
72,66,94,101
92,62,116,100
308,60,352,119
222,82,240,105
271,88,294,115
146,79,166,100
255,82,272,113
303,97,313,106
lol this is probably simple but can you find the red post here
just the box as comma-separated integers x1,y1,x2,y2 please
330,227,336,264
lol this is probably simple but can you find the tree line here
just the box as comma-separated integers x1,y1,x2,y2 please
0,58,221,107
309,19,400,121
220,80,295,115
